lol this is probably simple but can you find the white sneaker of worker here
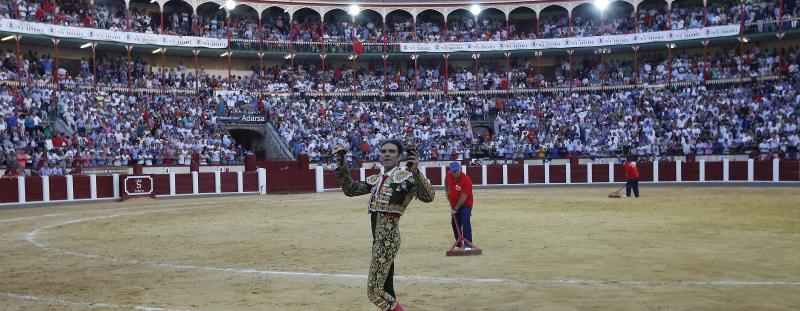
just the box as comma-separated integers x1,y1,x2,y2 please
465,247,473,251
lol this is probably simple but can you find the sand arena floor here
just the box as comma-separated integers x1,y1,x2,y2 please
0,186,799,310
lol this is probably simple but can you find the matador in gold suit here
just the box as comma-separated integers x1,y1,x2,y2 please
335,140,435,311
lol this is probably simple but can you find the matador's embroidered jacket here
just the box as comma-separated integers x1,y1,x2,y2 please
336,166,435,215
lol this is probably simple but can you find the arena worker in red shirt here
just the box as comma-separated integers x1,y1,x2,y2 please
625,156,640,198
445,161,474,250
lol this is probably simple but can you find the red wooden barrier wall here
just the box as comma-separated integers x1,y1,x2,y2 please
49,176,67,201
592,164,609,182
73,175,91,199
0,178,18,203
507,165,524,184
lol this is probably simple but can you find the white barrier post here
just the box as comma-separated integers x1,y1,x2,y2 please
481,164,487,186
747,159,754,182
441,166,447,186
169,172,176,195
257,168,267,194
237,171,244,193
419,166,427,179
565,163,571,184
41,176,50,202
523,164,529,184
653,161,659,183
587,164,593,184
66,175,74,201
90,174,97,199
359,167,366,181
609,162,614,183
112,174,120,199
676,161,682,182
315,166,324,193
17,176,25,203
699,160,706,182
502,165,508,185
192,171,199,194
723,158,729,182
773,158,780,182
214,171,222,193
544,163,550,184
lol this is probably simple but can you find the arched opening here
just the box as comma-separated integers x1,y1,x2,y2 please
605,1,635,34
229,129,268,160
196,2,226,38
671,0,706,29
539,5,569,38
571,2,602,37
354,9,383,43
636,0,669,32
322,8,348,42
477,8,507,41
386,9,413,42
293,8,322,42
162,0,193,35
228,4,259,40
509,6,537,39
90,0,126,30
261,7,290,41
446,8,476,41
128,0,161,33
416,9,445,42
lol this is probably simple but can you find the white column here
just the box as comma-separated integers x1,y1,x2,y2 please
192,171,199,194
419,166,427,178
112,174,120,199
587,164,593,184
315,166,324,193
544,163,550,184
441,166,447,186
41,175,50,202
565,163,571,184
214,171,222,193
481,164,487,186
237,171,244,193
523,164,529,184
699,160,706,182
773,158,780,182
747,159,754,182
257,168,267,194
169,173,176,195
676,161,682,182
502,165,508,185
723,158,729,182
653,161,659,183
66,175,74,201
609,163,614,183
359,167,366,181
17,176,25,203
90,174,97,199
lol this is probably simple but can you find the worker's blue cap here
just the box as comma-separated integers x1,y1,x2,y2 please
449,161,461,171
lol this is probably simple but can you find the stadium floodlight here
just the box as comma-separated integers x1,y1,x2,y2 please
470,4,481,16
595,0,610,12
1,35,15,41
349,4,360,16
225,0,236,10
80,42,92,49
151,48,162,54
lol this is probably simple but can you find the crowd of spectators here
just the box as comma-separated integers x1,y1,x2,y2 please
2,0,798,45
1,85,260,176
2,71,798,176
3,45,796,95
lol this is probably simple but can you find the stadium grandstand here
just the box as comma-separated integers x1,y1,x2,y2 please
0,0,797,183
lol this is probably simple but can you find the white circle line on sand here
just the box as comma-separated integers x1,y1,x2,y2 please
24,201,800,288
0,292,191,311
